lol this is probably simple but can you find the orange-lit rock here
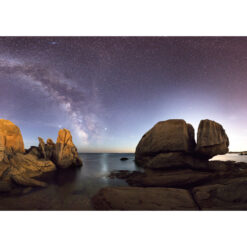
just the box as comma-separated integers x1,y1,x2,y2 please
53,129,82,168
0,119,24,154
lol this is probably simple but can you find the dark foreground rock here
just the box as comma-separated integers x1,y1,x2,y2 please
110,169,216,188
192,177,247,210
106,160,247,210
92,187,198,210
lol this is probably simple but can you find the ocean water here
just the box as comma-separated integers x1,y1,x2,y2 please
0,153,245,210
0,153,141,210
211,153,247,162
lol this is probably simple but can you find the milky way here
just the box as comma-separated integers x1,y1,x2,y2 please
1,37,247,152
0,55,103,145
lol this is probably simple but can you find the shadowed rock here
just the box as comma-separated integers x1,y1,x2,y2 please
92,187,198,210
110,169,216,188
196,119,229,159
135,119,196,169
38,137,46,159
192,177,247,210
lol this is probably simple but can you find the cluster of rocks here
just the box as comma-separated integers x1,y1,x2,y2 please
93,119,247,210
0,119,82,191
135,119,229,169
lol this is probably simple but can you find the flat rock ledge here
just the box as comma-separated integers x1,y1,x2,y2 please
92,187,198,210
91,160,247,210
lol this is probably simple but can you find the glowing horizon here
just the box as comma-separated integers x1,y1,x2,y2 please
1,37,247,152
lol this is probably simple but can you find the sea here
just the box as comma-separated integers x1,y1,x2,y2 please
0,153,245,210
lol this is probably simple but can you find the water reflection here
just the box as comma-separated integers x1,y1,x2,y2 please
0,153,141,210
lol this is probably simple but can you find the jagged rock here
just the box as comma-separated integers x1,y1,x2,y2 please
8,152,56,187
135,119,196,169
0,163,10,178
47,138,55,145
0,119,25,154
92,187,198,210
196,119,229,159
26,146,41,158
0,135,5,162
45,138,55,160
53,129,82,168
192,177,247,210
38,137,46,159
11,174,47,187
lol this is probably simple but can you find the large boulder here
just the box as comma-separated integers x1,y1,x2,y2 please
0,119,24,154
53,129,82,168
92,187,198,210
135,119,196,169
196,119,229,159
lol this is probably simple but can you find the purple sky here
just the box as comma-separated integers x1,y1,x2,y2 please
0,37,247,152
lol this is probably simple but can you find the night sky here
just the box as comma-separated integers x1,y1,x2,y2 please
0,37,247,152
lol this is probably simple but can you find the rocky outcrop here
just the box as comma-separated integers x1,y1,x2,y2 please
135,119,229,170
8,153,56,187
92,187,198,210
135,119,196,169
38,137,46,159
0,119,82,190
96,118,242,210
196,119,229,159
0,119,24,154
45,138,56,160
53,129,82,168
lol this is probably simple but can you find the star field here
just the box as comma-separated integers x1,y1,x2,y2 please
0,37,247,152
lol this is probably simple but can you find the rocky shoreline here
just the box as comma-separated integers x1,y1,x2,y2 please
0,119,82,193
2,118,247,210
92,119,247,210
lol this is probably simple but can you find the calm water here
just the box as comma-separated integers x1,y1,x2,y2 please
211,153,247,162
0,153,245,210
0,153,142,210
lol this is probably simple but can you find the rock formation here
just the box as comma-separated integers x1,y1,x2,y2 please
135,119,229,169
38,137,46,159
93,118,238,210
0,119,82,190
196,119,229,159
0,119,25,154
135,119,196,169
53,129,82,168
